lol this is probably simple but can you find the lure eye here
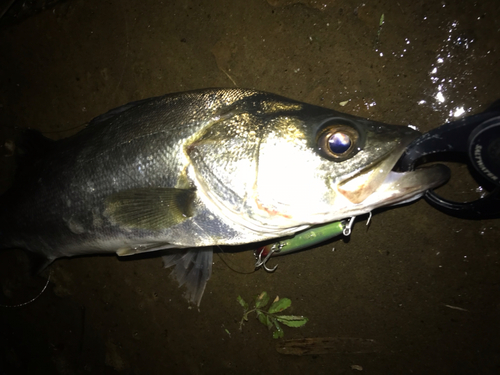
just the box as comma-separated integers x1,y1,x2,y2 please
317,124,359,160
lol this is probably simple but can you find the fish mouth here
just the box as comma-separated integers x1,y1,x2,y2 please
337,134,451,206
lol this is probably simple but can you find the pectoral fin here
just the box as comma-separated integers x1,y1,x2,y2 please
105,187,195,231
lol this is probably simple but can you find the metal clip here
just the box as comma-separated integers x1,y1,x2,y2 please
343,216,356,236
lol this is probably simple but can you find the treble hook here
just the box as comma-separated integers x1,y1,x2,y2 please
254,247,278,272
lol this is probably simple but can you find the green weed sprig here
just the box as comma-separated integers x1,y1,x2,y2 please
237,291,308,339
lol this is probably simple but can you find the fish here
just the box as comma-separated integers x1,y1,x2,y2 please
0,88,450,305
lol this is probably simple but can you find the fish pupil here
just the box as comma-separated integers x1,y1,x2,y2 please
328,132,351,154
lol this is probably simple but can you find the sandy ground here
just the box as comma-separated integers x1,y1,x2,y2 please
0,0,499,374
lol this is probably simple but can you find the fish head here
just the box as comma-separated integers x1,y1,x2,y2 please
186,95,450,236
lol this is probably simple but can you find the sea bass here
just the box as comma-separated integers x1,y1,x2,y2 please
0,88,449,305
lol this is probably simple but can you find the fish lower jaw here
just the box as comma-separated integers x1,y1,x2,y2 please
337,163,450,210
363,167,451,213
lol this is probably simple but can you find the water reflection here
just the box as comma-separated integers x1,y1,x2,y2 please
423,20,476,122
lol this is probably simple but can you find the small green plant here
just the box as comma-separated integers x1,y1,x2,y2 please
237,291,308,339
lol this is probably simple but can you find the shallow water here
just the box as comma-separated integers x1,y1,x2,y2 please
0,0,499,374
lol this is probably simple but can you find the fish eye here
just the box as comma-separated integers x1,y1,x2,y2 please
317,124,359,160
328,132,351,154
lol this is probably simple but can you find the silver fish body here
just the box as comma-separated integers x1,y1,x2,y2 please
0,88,449,304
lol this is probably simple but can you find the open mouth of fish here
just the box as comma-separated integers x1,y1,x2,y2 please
337,134,450,208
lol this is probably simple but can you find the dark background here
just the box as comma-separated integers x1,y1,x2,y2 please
0,0,499,373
